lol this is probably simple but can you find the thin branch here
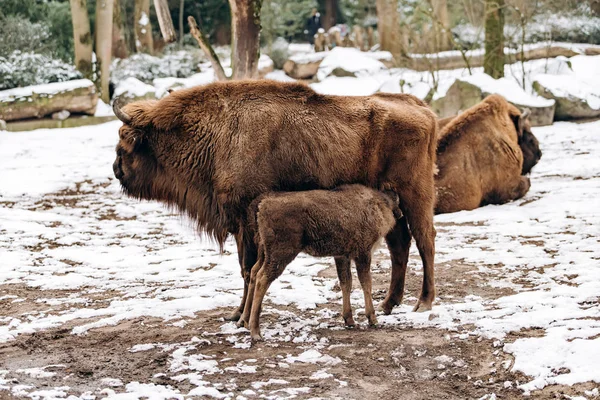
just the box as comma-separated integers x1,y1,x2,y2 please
188,16,228,81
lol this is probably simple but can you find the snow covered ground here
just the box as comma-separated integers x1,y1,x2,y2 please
0,115,599,399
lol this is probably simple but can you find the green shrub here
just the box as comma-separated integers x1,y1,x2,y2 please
0,51,82,90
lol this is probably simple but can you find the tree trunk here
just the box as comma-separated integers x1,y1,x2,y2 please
376,0,404,58
153,0,177,43
229,0,262,80
432,0,451,51
112,0,128,58
324,0,337,30
134,0,153,53
179,0,185,45
96,0,114,103
484,0,504,78
69,0,93,79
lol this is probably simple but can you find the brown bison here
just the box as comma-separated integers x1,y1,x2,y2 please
434,94,542,214
241,185,400,340
112,80,438,317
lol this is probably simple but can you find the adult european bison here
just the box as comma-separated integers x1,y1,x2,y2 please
112,80,438,316
434,94,542,214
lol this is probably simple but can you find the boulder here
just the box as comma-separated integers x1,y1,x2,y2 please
0,119,6,131
431,74,555,126
316,47,387,82
113,77,156,104
0,79,97,122
283,52,328,80
533,75,600,120
51,110,70,120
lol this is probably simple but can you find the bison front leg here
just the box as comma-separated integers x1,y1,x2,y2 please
381,216,412,315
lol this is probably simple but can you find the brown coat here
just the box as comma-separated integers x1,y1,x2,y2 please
435,94,537,214
240,185,399,339
112,80,438,315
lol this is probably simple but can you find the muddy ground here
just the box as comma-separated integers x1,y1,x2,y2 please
0,252,594,400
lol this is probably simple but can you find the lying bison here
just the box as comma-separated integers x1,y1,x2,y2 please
112,80,438,316
435,94,542,214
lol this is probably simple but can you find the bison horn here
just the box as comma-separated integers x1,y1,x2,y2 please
113,98,132,124
521,108,531,120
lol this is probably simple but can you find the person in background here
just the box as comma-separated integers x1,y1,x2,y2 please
305,8,322,45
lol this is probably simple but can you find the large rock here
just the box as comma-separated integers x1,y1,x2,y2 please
113,77,156,104
0,79,97,122
316,48,388,82
431,74,556,126
283,52,328,80
283,48,393,80
533,74,600,120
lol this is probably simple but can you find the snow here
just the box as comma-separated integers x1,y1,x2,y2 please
0,79,94,102
316,47,387,81
534,74,600,109
94,99,114,117
1,56,600,397
114,77,156,99
456,73,555,107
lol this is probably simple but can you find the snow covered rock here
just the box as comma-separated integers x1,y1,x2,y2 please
258,54,275,78
379,76,434,101
113,77,157,103
51,110,70,121
311,76,383,96
0,79,97,122
431,73,555,126
316,47,388,82
283,52,328,80
533,75,600,120
532,55,600,120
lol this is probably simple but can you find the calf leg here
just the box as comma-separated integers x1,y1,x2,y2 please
334,257,355,327
237,250,264,328
381,216,412,315
227,229,258,321
355,253,377,326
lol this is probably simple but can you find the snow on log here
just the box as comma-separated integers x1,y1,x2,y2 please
431,73,556,126
0,79,98,122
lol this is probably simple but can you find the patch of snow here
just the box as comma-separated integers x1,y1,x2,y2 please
94,99,114,117
0,79,94,102
311,76,383,96
264,70,297,83
534,73,600,110
114,77,156,99
316,47,387,82
285,349,341,365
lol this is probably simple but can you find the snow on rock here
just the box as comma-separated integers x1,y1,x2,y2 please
316,47,387,81
311,76,384,96
264,70,297,83
431,73,556,126
114,77,156,102
153,71,215,98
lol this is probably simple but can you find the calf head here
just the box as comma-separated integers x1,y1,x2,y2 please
112,99,164,200
514,109,542,174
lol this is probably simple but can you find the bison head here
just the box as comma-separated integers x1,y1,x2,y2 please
112,99,164,200
514,109,542,175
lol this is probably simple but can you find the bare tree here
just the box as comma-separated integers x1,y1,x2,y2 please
134,0,154,53
179,0,185,46
376,0,405,59
431,0,451,51
189,0,262,80
112,0,128,59
96,0,114,103
484,0,505,78
324,0,337,30
69,0,93,79
153,0,177,43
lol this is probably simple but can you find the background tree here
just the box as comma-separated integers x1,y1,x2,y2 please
376,0,405,58
431,0,451,51
324,0,337,29
69,0,93,78
96,0,114,102
112,0,129,58
135,0,154,53
484,0,505,78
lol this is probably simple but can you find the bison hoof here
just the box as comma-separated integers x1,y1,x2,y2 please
379,299,398,315
344,317,356,328
236,318,247,329
251,332,263,342
368,317,378,327
412,299,433,313
225,309,242,322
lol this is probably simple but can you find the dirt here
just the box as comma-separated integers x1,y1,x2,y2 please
0,257,594,400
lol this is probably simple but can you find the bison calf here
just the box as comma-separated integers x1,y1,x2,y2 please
238,185,400,341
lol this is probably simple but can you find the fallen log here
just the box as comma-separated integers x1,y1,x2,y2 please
0,79,98,122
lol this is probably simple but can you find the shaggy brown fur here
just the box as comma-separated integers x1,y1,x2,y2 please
435,94,541,214
112,80,438,318
238,185,399,341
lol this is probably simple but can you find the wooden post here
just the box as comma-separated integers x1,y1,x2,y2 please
153,0,177,43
